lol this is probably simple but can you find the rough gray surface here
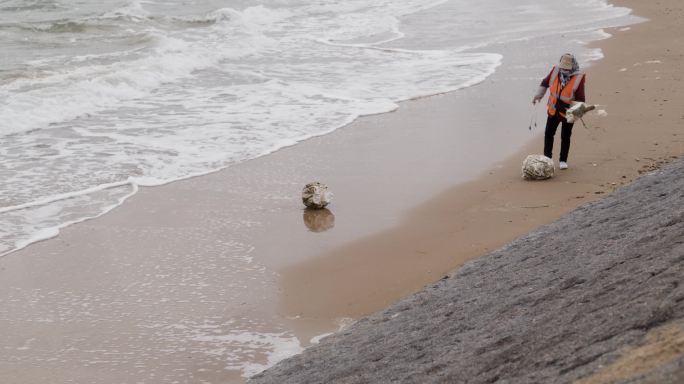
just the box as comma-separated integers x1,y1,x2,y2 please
251,159,684,384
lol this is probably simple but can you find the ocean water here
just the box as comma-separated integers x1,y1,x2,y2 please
0,1,634,254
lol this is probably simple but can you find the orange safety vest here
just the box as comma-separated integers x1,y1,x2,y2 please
547,66,585,118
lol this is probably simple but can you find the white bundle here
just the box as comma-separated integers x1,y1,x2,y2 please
302,182,333,209
522,155,555,180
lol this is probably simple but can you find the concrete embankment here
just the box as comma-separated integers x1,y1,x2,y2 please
251,159,684,384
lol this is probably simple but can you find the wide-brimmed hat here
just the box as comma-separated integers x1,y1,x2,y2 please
559,53,575,70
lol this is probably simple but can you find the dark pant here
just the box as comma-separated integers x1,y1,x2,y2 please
544,113,574,162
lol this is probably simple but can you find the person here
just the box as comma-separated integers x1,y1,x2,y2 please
532,53,586,170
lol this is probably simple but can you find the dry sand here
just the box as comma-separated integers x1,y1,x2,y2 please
0,0,682,382
577,321,684,384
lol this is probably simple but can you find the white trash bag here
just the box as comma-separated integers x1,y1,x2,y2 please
522,155,555,180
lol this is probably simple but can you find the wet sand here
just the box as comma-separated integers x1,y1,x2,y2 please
1,0,682,383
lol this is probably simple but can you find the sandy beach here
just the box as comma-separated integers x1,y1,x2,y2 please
1,0,682,382
280,0,684,322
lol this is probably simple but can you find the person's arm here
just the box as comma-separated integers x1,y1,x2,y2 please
540,68,553,88
533,67,554,104
574,75,586,102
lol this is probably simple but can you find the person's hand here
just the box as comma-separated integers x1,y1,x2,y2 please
532,96,541,105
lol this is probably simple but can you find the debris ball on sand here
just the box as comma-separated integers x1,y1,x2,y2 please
302,182,333,209
522,155,555,180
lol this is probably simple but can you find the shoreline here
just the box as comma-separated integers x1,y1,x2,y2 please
1,0,681,382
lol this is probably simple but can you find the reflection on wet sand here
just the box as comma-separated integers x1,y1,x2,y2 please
303,208,335,232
